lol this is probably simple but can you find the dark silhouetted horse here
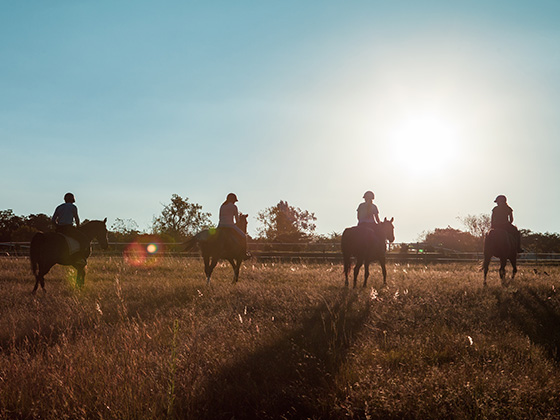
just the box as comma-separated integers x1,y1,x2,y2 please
30,219,109,293
482,228,518,286
341,217,395,288
184,214,249,284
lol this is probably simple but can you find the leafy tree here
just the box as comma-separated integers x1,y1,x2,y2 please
0,210,23,241
110,218,142,242
520,229,560,253
256,200,317,242
152,194,212,241
25,213,53,232
458,214,491,238
421,226,479,252
11,225,38,242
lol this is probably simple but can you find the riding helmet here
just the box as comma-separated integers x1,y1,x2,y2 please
494,195,507,204
363,191,375,200
227,193,238,202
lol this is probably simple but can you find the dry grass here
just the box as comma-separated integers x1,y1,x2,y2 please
0,257,559,419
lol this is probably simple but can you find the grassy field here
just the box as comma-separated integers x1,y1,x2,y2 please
1,256,559,419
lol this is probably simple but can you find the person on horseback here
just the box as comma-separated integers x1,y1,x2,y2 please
218,193,248,251
491,195,522,253
357,191,380,229
51,192,89,256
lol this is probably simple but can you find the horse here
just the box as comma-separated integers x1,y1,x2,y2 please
482,228,518,286
30,219,109,293
341,217,395,288
184,214,249,284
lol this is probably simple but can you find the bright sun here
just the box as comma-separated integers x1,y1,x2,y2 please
389,113,460,175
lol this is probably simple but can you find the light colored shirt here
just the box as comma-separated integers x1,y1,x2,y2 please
357,202,379,224
52,203,79,226
218,202,239,227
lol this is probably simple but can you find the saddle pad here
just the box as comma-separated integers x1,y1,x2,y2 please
62,235,81,255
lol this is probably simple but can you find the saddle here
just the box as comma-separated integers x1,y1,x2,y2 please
60,234,81,256
490,227,520,251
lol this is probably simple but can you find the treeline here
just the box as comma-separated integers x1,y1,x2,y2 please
2,199,559,253
0,195,321,244
419,214,560,253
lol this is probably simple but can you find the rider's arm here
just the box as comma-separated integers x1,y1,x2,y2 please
74,207,80,227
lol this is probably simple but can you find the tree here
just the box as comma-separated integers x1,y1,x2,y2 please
458,214,491,239
0,210,23,241
421,226,479,252
25,213,53,233
520,229,560,253
256,200,317,242
110,218,142,242
152,194,212,241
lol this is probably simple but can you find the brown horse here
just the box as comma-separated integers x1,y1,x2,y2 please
184,214,249,284
341,217,395,288
30,219,109,293
482,228,518,286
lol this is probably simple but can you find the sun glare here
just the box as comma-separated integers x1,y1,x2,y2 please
389,114,460,175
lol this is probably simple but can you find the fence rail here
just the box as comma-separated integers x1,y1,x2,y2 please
2,241,560,264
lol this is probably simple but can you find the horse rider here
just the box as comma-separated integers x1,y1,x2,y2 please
218,193,247,249
491,195,523,253
357,190,381,229
52,192,89,256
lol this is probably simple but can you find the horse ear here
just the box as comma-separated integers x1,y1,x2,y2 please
390,217,394,223
103,217,107,224
383,217,387,222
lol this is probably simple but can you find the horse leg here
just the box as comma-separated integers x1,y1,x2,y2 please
343,256,351,287
232,258,242,283
226,258,240,283
499,258,507,285
363,260,370,288
203,255,211,283
206,257,219,285
233,259,241,283
32,272,44,294
511,255,517,281
77,266,86,288
353,259,363,289
33,263,52,294
380,258,387,286
482,254,491,287
73,260,87,288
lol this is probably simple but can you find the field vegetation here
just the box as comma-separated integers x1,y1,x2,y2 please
1,256,559,419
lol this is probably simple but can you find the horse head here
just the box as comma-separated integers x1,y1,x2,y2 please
81,218,109,250
381,217,395,243
237,213,249,234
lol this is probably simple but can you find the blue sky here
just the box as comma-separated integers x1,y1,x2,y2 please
2,1,559,242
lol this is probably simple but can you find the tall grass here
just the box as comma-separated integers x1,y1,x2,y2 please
0,257,559,419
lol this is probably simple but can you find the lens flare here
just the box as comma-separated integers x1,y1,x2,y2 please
124,236,165,267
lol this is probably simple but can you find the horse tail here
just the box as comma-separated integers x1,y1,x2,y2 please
183,236,198,252
341,229,352,275
30,233,43,277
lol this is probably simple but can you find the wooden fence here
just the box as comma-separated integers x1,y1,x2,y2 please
2,241,560,264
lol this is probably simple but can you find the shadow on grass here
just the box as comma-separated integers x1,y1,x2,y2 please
185,290,371,419
495,287,560,362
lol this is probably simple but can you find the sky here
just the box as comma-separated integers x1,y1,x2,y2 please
1,1,559,242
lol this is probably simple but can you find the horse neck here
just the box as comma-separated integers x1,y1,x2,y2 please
376,221,394,241
236,219,247,234
373,223,387,239
78,222,99,241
